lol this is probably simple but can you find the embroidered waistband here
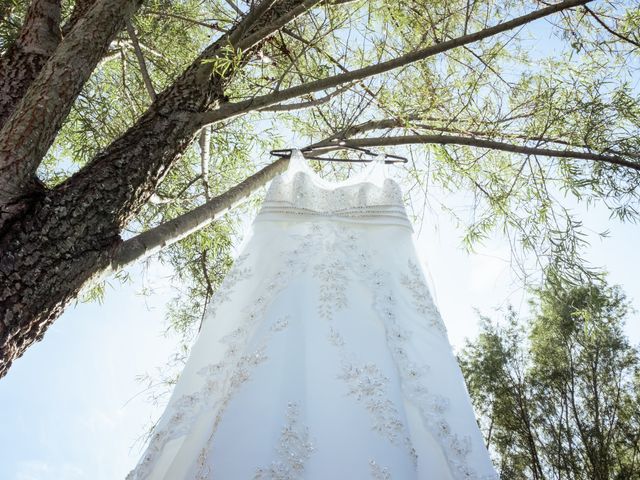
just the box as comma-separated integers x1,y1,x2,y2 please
255,201,413,230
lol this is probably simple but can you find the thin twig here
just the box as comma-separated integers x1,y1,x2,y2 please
141,9,226,31
584,5,640,49
199,126,211,200
125,20,156,101
260,83,354,111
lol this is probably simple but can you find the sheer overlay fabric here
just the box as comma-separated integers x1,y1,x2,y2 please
127,150,498,480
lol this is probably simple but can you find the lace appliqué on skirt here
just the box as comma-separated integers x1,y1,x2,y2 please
254,402,315,480
314,223,493,480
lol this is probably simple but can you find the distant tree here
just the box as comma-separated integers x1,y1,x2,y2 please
459,277,640,479
1,0,639,378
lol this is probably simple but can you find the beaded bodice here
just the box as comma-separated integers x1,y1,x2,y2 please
256,150,412,230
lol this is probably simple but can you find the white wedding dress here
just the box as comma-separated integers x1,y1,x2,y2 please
127,150,498,480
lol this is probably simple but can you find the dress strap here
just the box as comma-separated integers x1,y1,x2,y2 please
366,153,388,185
285,148,388,186
287,148,306,171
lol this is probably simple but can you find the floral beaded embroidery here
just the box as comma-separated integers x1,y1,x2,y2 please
270,315,290,332
257,165,413,230
314,260,348,319
310,226,414,458
267,170,405,214
254,402,314,480
338,362,404,442
331,229,492,479
195,448,211,480
399,260,448,336
369,459,392,480
127,228,325,480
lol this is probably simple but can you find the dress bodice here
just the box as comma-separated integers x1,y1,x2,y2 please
255,150,413,230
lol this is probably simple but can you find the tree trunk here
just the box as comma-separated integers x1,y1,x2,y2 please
0,0,144,229
0,93,206,377
0,0,99,126
0,0,62,126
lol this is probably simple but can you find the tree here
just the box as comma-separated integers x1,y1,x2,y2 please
0,0,638,378
459,278,640,479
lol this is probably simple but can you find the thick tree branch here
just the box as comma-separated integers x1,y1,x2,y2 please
17,0,61,55
335,117,640,160
199,126,211,199
317,134,640,172
110,158,288,269
0,0,144,225
198,0,594,126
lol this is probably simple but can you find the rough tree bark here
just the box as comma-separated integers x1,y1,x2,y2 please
0,0,144,227
0,0,594,378
0,0,97,126
0,0,62,126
